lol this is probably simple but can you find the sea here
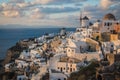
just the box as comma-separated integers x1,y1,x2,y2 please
0,28,76,59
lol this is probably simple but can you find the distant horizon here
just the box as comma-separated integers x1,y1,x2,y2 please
0,24,77,29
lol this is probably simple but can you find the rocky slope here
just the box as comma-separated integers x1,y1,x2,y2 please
2,40,30,65
67,61,100,80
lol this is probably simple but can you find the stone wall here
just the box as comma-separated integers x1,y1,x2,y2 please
110,34,118,41
71,52,100,61
101,32,110,42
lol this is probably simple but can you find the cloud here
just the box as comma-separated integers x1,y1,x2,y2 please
100,0,120,9
48,0,87,5
110,2,120,19
100,0,113,9
10,0,25,3
29,8,45,19
0,0,83,18
40,7,80,14
100,0,120,19
83,0,120,21
82,5,109,22
0,5,3,11
16,3,29,8
30,0,87,5
1,3,24,17
31,0,52,5
1,3,17,11
75,3,83,6
2,10,20,17
0,0,119,28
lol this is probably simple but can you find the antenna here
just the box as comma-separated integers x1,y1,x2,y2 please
79,8,85,28
80,9,82,27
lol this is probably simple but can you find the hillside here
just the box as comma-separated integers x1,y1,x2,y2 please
68,61,99,80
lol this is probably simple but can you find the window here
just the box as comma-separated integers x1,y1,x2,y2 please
68,49,70,52
72,49,74,52
60,67,63,72
116,22,119,25
104,23,106,26
70,68,72,72
77,29,80,32
19,78,22,80
111,45,113,47
64,78,66,80
67,67,69,70
107,23,109,26
110,23,112,26
58,67,59,69
70,64,72,67
73,68,75,71
64,68,65,70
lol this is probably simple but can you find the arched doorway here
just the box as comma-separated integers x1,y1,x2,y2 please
60,67,63,72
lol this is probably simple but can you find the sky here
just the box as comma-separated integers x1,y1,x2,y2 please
0,0,120,28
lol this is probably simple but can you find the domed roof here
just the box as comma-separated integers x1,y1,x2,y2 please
83,16,89,20
103,13,116,20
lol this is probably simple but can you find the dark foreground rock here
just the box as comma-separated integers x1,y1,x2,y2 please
0,41,29,80
3,43,27,65
67,61,99,80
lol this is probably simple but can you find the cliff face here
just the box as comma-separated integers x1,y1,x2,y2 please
3,50,13,65
3,42,28,65
0,40,33,79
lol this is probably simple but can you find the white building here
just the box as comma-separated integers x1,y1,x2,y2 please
102,40,120,54
17,75,28,80
57,62,77,74
66,38,87,55
100,13,119,33
92,20,101,33
49,56,85,80
70,28,92,41
19,50,30,59
66,38,101,61
49,69,67,80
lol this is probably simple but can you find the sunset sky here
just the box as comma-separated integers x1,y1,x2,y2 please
0,0,119,28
